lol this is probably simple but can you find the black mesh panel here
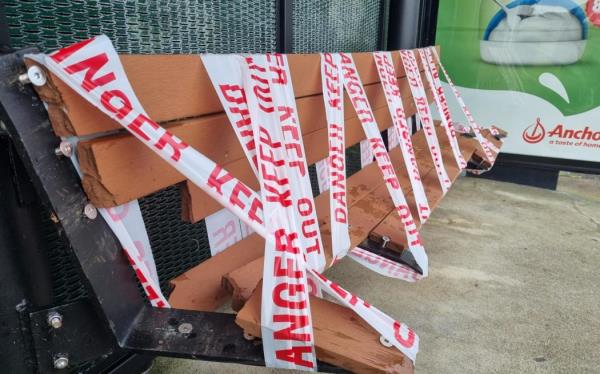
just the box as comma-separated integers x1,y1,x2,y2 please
292,0,383,53
3,0,277,54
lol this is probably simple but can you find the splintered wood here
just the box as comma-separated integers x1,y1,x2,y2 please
236,285,413,374
29,45,506,374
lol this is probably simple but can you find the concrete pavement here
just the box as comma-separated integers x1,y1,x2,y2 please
150,173,600,373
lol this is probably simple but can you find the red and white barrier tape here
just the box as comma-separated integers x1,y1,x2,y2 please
267,54,326,272
27,36,273,308
242,54,318,370
429,47,498,160
340,52,428,278
205,53,326,272
202,54,259,177
64,138,167,307
400,50,452,194
315,158,329,194
418,48,467,170
321,53,351,262
387,125,400,149
360,138,375,167
31,36,420,365
205,207,254,256
373,51,431,223
308,268,419,362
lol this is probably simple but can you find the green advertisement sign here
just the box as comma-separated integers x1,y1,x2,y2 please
436,0,600,162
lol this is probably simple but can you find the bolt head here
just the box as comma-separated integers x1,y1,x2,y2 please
381,236,391,248
27,65,47,86
83,203,97,220
178,322,193,334
53,355,69,370
47,311,63,329
56,142,73,157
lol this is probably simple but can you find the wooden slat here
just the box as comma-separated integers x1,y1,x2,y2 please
219,127,492,310
172,124,480,312
182,76,430,222
169,145,392,311
236,285,414,374
168,234,263,311
369,130,483,250
27,48,437,137
371,129,504,250
77,76,418,208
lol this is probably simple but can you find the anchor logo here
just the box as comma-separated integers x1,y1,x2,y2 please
522,118,546,144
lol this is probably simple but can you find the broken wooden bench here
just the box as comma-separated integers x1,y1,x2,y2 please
26,46,505,374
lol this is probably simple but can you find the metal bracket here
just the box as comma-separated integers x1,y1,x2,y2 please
29,301,116,372
360,237,423,275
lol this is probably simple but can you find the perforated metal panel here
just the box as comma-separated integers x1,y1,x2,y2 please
292,0,384,53
139,186,211,294
3,0,277,54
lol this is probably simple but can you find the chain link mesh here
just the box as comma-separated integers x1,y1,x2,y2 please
3,0,277,54
292,0,383,53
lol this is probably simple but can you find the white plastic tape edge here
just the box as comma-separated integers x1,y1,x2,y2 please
400,50,452,195
315,158,329,194
360,138,374,167
340,52,428,278
205,207,253,256
68,142,167,307
418,48,467,170
348,247,421,282
429,47,498,162
242,54,317,371
321,53,351,262
201,54,259,177
388,126,400,149
373,51,431,223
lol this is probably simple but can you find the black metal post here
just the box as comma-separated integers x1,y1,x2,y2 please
276,0,294,53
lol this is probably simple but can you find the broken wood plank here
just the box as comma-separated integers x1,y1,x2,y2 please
236,285,413,374
168,234,263,311
27,48,437,137
182,77,433,223
170,150,391,311
77,76,418,208
220,126,463,309
369,129,504,250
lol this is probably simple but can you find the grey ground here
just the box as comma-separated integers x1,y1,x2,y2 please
150,173,600,374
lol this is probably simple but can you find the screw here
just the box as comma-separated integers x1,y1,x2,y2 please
379,335,393,347
53,354,69,370
83,203,97,220
21,65,47,86
381,236,390,249
243,331,256,341
178,322,193,334
54,141,73,157
18,73,30,85
47,311,63,329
